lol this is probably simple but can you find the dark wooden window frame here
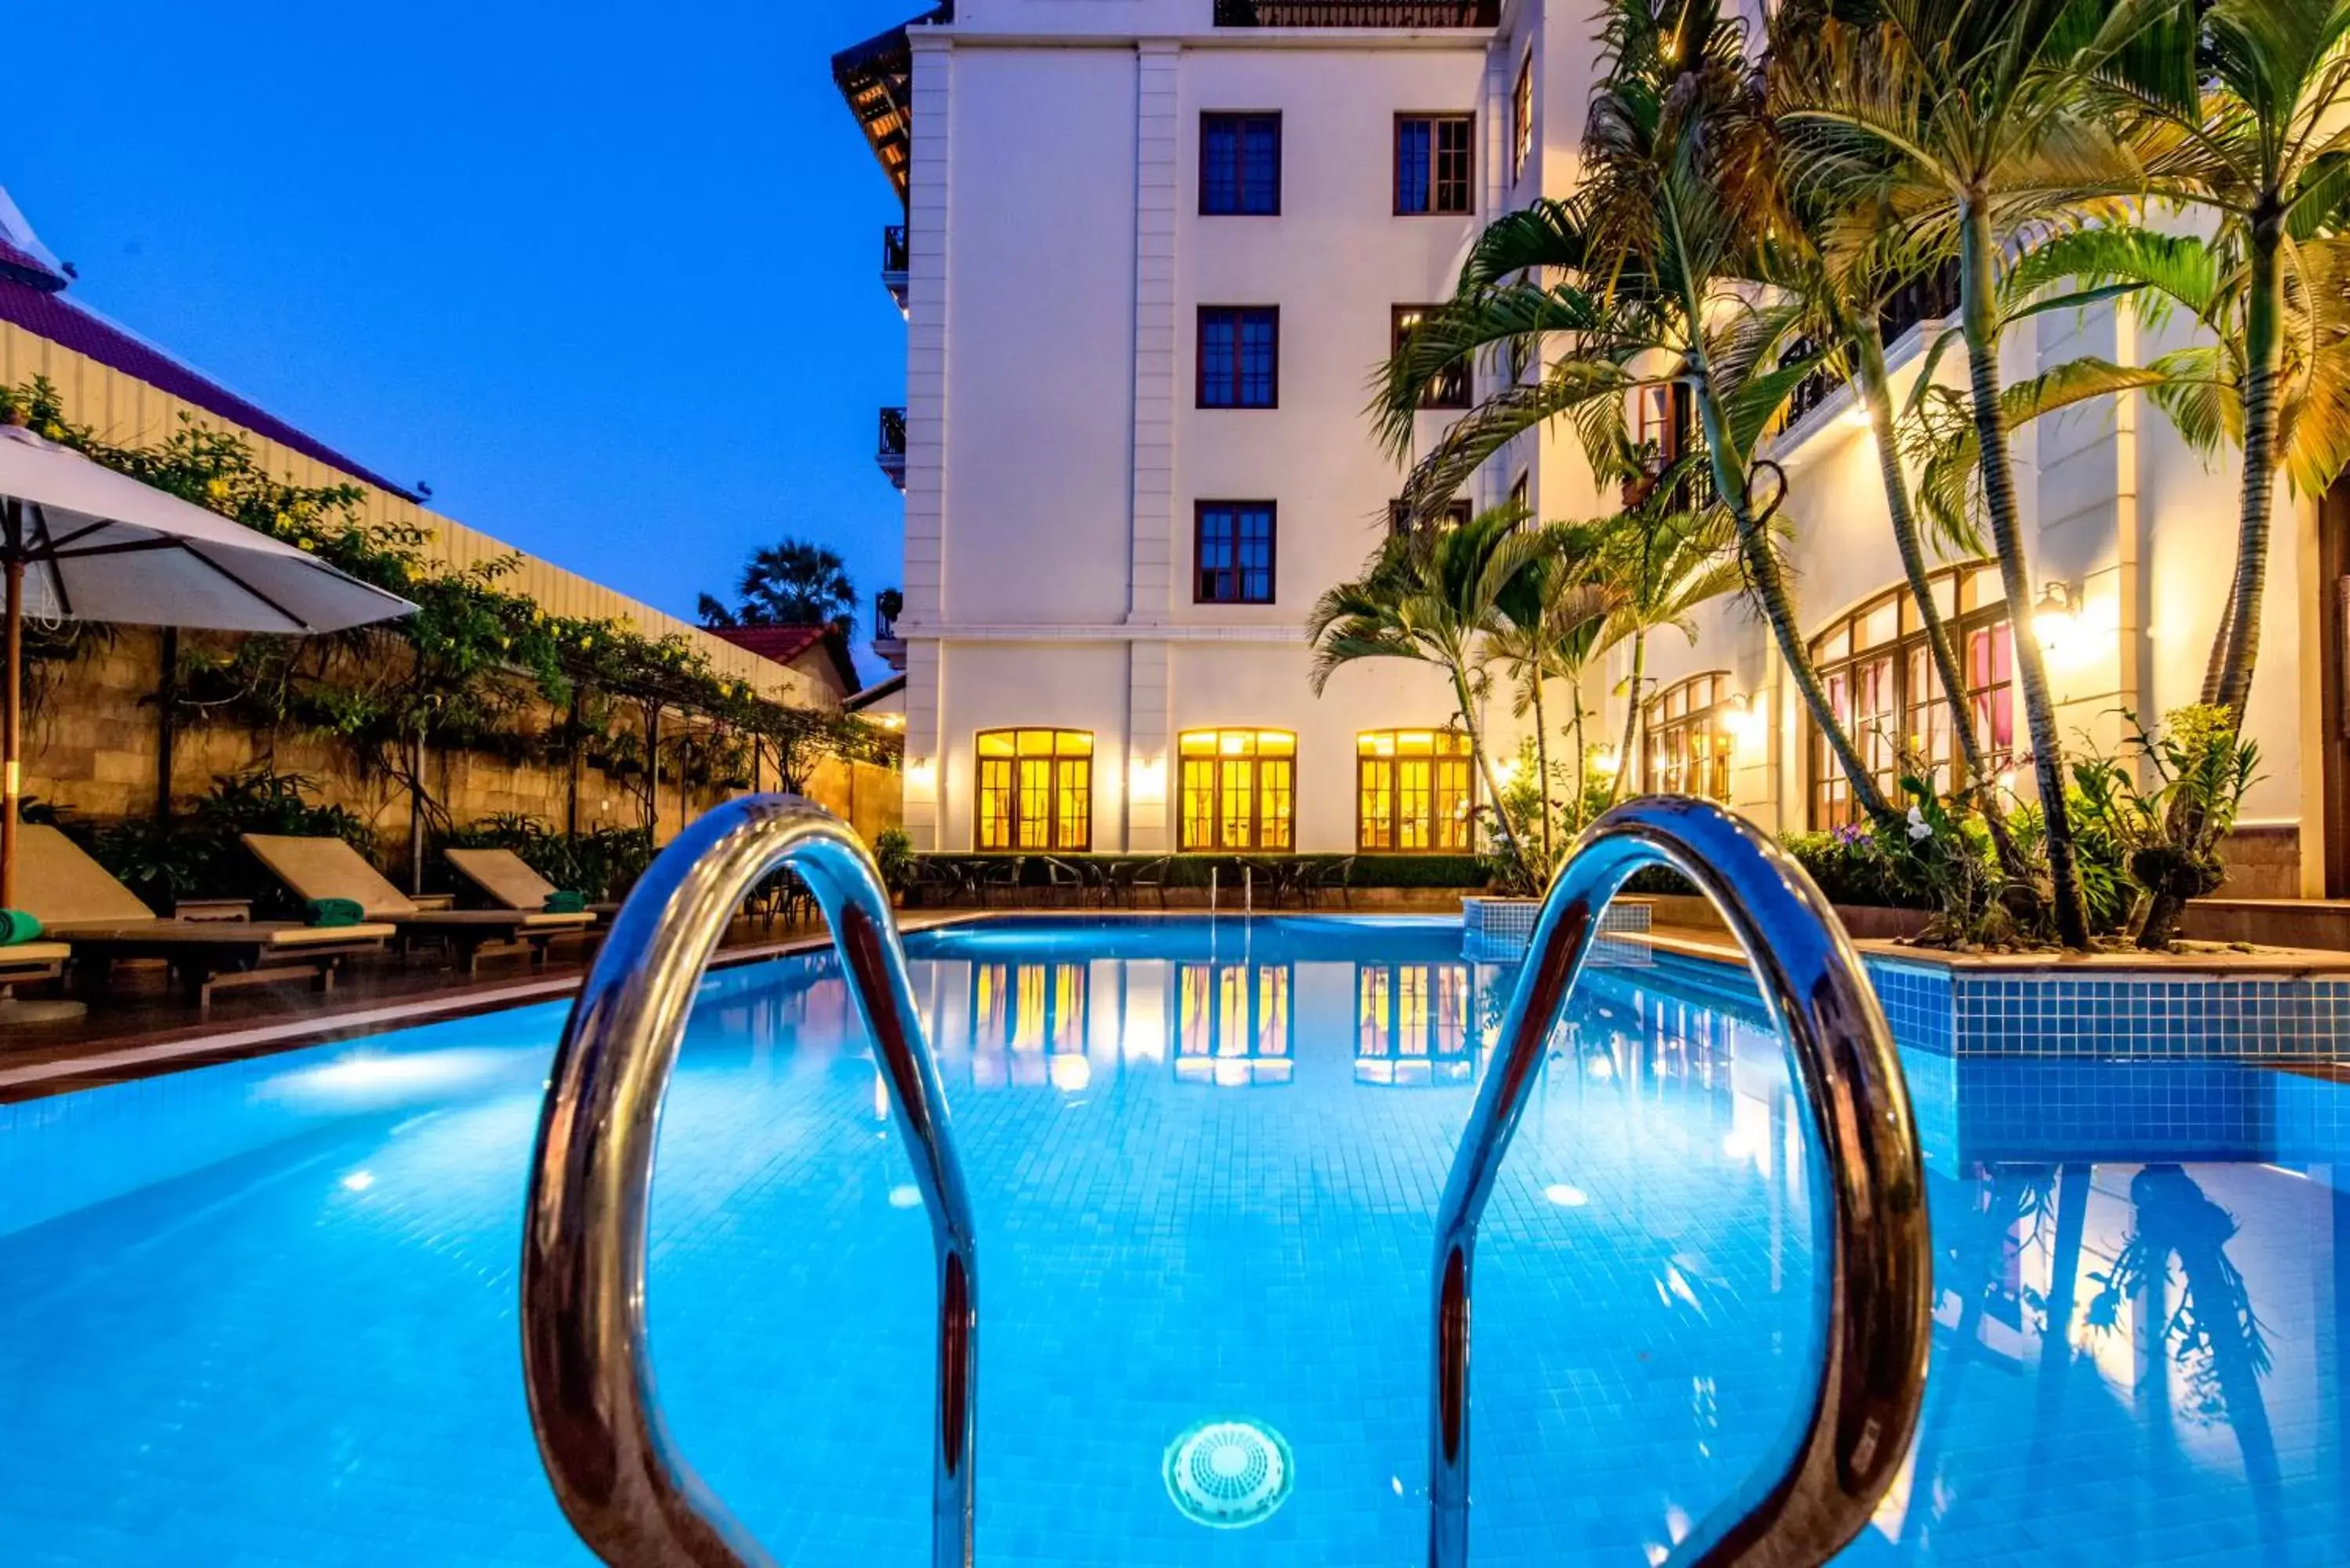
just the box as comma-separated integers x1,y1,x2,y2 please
1193,500,1278,605
1199,110,1283,215
1393,305,1471,410
1356,729,1477,851
1642,670,1735,804
1394,112,1477,215
1177,729,1298,851
1805,563,2014,830
974,727,1094,852
1196,305,1282,409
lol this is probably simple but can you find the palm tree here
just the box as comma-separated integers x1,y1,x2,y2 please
1486,520,1620,866
1772,0,2178,947
2090,0,2350,717
1307,508,1549,888
1375,0,1899,829
1748,106,2041,880
1589,457,1746,806
699,539,858,631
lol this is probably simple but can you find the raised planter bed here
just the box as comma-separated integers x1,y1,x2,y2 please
1462,894,1652,960
1629,927,2350,1063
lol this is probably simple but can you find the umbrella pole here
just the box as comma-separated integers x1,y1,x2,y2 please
4,552,20,909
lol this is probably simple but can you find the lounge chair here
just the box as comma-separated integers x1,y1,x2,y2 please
18,825,392,1011
243,833,594,975
443,847,615,922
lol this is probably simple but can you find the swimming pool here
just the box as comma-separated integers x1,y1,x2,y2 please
2,914,2345,1566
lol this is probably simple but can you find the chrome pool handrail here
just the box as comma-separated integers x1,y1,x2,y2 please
1428,797,1930,1568
520,796,978,1568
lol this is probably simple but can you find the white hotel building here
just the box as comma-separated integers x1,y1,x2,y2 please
836,0,2341,905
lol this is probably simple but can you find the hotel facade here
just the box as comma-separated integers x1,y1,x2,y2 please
838,0,2336,901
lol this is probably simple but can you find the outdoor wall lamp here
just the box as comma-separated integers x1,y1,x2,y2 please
1722,691,1767,746
906,756,938,791
1589,745,1622,779
2032,580,2082,652
1129,753,1166,800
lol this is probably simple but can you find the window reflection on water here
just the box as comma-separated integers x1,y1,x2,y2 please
902,942,2325,1561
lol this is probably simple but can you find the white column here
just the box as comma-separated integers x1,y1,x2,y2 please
1129,39,1180,629
903,34,953,849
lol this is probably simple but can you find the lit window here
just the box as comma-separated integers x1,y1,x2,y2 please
1642,672,1735,803
975,728,1093,851
1395,114,1475,215
1198,307,1279,408
1357,730,1475,851
1807,563,2012,829
1510,52,1533,181
1201,112,1281,215
1389,498,1472,535
1195,502,1276,604
1393,306,1470,410
1178,728,1296,851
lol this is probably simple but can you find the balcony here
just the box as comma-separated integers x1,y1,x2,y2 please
1770,260,1963,443
877,406,907,490
882,224,909,312
873,590,906,673
1213,0,1497,23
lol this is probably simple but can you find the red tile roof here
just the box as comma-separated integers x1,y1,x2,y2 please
0,271,418,500
708,623,861,694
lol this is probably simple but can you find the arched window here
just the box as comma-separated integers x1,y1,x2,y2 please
1178,728,1296,850
975,728,1093,851
1643,671,1735,802
1807,562,2012,829
1357,729,1476,850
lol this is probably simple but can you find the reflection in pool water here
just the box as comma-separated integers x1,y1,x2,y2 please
0,915,2344,1566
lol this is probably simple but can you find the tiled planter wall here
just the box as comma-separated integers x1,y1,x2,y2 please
1868,956,2350,1062
1462,895,1652,961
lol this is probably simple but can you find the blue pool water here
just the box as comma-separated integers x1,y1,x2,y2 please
2,915,2348,1566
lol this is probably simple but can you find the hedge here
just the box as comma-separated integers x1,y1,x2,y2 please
913,851,1488,891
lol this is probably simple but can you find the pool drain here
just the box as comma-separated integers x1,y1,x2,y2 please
1163,1418,1293,1528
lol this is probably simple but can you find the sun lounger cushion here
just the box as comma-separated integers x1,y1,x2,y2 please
307,897,365,928
16,825,161,926
240,834,421,920
444,847,559,912
542,890,587,914
0,909,42,945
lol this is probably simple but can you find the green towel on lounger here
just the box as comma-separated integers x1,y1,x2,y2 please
0,909,42,945
542,890,587,914
306,897,364,928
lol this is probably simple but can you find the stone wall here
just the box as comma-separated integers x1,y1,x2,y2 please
23,627,901,883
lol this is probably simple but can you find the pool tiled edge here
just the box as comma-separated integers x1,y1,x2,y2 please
1548,923,2350,1064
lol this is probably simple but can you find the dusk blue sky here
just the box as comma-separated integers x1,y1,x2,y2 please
13,0,920,678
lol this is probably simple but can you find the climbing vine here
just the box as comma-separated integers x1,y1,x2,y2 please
2,375,897,845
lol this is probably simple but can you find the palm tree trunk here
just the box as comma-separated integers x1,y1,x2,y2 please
1688,366,1893,822
1571,688,1588,833
1453,662,1535,888
1531,673,1555,871
1960,204,2091,948
1851,319,2030,883
1610,630,1647,807
2204,207,2283,719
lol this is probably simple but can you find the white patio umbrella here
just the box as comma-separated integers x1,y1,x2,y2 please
0,421,417,909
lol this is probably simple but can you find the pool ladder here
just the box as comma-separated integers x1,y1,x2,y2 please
518,795,1930,1568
